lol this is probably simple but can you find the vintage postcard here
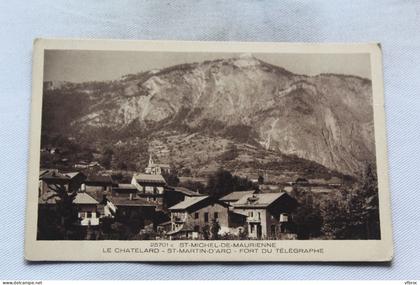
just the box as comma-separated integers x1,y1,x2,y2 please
25,39,393,261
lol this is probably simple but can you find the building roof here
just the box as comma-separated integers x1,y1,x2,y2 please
168,196,209,211
39,169,84,182
65,172,82,179
220,190,256,202
308,178,327,185
39,191,98,205
295,177,309,184
230,210,249,217
108,196,156,207
167,186,203,197
233,193,286,208
85,175,114,185
327,177,343,185
133,173,166,184
73,192,99,204
38,191,61,204
113,184,138,190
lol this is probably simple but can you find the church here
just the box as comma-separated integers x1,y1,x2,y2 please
144,154,171,175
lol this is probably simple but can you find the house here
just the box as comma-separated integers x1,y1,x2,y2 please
73,192,100,226
294,177,310,186
144,154,171,175
308,177,342,187
83,174,116,201
219,190,256,206
84,174,116,191
164,186,204,209
74,161,90,169
308,178,327,185
39,169,86,195
38,188,100,226
282,186,294,193
39,170,98,228
74,161,102,170
168,196,246,239
232,193,298,239
258,184,281,192
310,186,334,195
327,177,343,187
107,194,156,232
111,183,138,197
131,173,167,209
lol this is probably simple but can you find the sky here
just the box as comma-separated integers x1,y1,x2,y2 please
44,50,371,82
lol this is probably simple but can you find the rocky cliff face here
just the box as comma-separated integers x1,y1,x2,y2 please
43,54,374,176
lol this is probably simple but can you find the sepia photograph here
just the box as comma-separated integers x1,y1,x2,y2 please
5,0,420,280
36,46,381,241
25,40,392,261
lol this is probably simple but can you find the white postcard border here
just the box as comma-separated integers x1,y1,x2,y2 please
25,39,393,262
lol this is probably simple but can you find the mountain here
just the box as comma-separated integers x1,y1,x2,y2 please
41,54,374,177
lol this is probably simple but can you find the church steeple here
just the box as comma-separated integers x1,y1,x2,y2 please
148,153,154,167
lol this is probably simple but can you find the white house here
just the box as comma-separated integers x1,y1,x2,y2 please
74,192,100,226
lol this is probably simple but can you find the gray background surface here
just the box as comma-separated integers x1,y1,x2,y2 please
0,0,419,279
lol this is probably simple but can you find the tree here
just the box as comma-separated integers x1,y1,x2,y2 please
205,169,234,198
346,163,380,239
100,145,114,169
38,183,80,240
179,180,206,193
320,191,350,239
180,167,192,177
202,224,211,240
290,185,323,239
258,175,264,185
232,175,255,192
238,226,248,240
321,163,380,240
204,169,255,198
163,173,180,187
210,219,221,240
360,163,381,239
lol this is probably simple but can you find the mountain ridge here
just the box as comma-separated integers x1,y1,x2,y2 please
41,55,374,176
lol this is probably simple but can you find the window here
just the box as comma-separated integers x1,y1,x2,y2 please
194,213,199,219
194,225,200,232
204,212,209,223
258,212,261,220
249,211,253,217
214,212,219,220
86,212,92,218
145,186,153,193
280,213,289,222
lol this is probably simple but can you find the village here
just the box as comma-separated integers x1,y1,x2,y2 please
37,152,345,241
